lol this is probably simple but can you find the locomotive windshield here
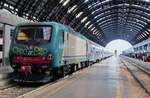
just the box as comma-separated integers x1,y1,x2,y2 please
16,26,52,45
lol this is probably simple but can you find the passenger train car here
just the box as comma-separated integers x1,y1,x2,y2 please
122,38,150,62
9,22,112,82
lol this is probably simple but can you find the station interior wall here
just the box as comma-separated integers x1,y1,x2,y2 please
0,22,14,66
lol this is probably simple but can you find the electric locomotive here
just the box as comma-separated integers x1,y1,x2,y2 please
9,22,112,82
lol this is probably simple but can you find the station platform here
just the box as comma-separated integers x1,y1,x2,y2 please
18,56,149,98
0,64,13,88
0,65,13,74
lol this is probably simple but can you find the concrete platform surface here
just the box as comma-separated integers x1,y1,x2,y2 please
0,65,13,74
18,56,149,98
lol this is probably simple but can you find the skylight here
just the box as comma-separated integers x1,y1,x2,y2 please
76,12,83,18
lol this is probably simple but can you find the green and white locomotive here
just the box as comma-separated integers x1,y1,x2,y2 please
9,22,112,82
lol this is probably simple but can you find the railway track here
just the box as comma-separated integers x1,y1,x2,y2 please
123,57,150,75
0,72,45,98
121,58,150,96
0,68,83,97
0,68,83,98
0,74,72,98
0,83,42,98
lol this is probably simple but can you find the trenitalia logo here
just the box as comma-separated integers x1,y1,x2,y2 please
12,46,48,56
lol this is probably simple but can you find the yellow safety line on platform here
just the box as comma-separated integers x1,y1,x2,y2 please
116,80,122,98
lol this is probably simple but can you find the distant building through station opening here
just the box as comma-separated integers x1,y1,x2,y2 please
105,39,133,55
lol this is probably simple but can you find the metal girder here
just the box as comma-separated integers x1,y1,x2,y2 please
98,17,144,33
65,0,104,38
88,0,150,12
99,17,144,28
95,10,149,26
14,0,22,9
100,18,144,29
38,1,54,21
96,12,150,25
89,3,149,28
100,18,144,30
102,23,140,34
17,0,30,16
0,0,5,9
68,1,90,24
104,22,142,33
31,0,48,20
103,27,140,35
95,9,150,23
104,24,140,34
101,21,141,33
21,0,35,15
133,27,150,44
93,5,150,19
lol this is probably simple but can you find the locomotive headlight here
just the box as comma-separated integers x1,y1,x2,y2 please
42,57,46,60
47,54,52,60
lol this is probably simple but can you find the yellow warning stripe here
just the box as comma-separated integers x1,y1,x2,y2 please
116,80,122,98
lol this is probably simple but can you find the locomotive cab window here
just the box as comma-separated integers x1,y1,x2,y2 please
16,26,52,44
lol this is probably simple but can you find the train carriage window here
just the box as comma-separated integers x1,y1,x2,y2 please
0,30,3,38
144,44,148,50
0,45,2,51
0,30,3,51
140,46,142,50
134,48,136,51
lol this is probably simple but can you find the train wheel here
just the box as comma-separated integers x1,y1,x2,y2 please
52,68,59,81
73,64,76,72
76,64,79,71
59,66,65,77
63,65,70,76
68,65,73,75
86,61,89,67
83,62,86,68
80,62,83,69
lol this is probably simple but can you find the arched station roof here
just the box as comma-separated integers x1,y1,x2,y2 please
1,0,150,46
